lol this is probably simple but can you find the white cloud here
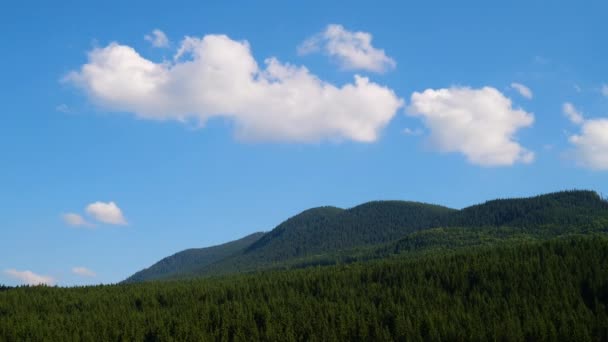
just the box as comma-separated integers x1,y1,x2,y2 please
72,267,96,277
144,29,169,48
62,213,93,227
563,102,608,170
510,83,533,99
408,86,535,166
4,269,55,286
298,24,396,73
569,119,608,170
602,84,608,97
563,102,584,124
86,201,127,225
66,34,403,142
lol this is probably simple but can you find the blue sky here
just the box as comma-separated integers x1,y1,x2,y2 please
1,0,607,286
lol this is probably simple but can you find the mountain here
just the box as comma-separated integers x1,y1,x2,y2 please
126,190,608,282
125,232,265,283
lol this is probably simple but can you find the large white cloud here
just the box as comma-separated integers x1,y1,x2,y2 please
564,102,608,170
85,201,127,225
4,269,55,286
298,24,396,73
408,87,535,166
67,34,403,142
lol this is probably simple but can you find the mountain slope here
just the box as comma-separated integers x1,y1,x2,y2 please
124,232,264,283
127,190,608,282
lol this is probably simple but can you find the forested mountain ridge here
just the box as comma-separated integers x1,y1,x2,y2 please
125,232,265,283
127,190,608,282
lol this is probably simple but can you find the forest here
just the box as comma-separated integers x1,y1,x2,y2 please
1,236,608,341
2,191,608,340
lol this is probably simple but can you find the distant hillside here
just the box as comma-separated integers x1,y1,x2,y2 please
447,190,608,228
126,190,608,282
124,232,264,283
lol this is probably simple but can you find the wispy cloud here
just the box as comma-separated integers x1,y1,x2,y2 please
403,127,423,136
298,24,396,73
510,83,533,99
72,267,96,277
4,269,55,285
62,213,93,227
144,29,169,48
563,102,584,125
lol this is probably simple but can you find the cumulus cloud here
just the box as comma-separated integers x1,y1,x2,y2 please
144,29,169,48
511,83,533,99
66,34,403,142
569,120,608,170
72,267,96,277
564,102,608,170
4,269,55,285
298,24,396,73
408,87,535,166
563,102,584,124
86,201,127,225
62,213,93,227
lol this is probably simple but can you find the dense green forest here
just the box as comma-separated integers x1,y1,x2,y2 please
1,236,607,341
126,190,608,282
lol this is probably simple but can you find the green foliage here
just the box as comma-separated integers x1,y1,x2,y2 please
1,236,607,341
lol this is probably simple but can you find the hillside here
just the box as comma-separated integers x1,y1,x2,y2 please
127,190,608,282
2,236,608,341
125,232,265,283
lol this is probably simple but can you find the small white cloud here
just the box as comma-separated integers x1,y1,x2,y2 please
403,127,423,136
568,119,608,170
72,267,96,277
574,84,582,93
408,86,534,167
563,102,584,125
86,201,127,225
602,84,608,97
66,35,403,142
4,269,55,286
298,24,396,73
511,83,533,99
62,213,93,227
144,29,169,48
